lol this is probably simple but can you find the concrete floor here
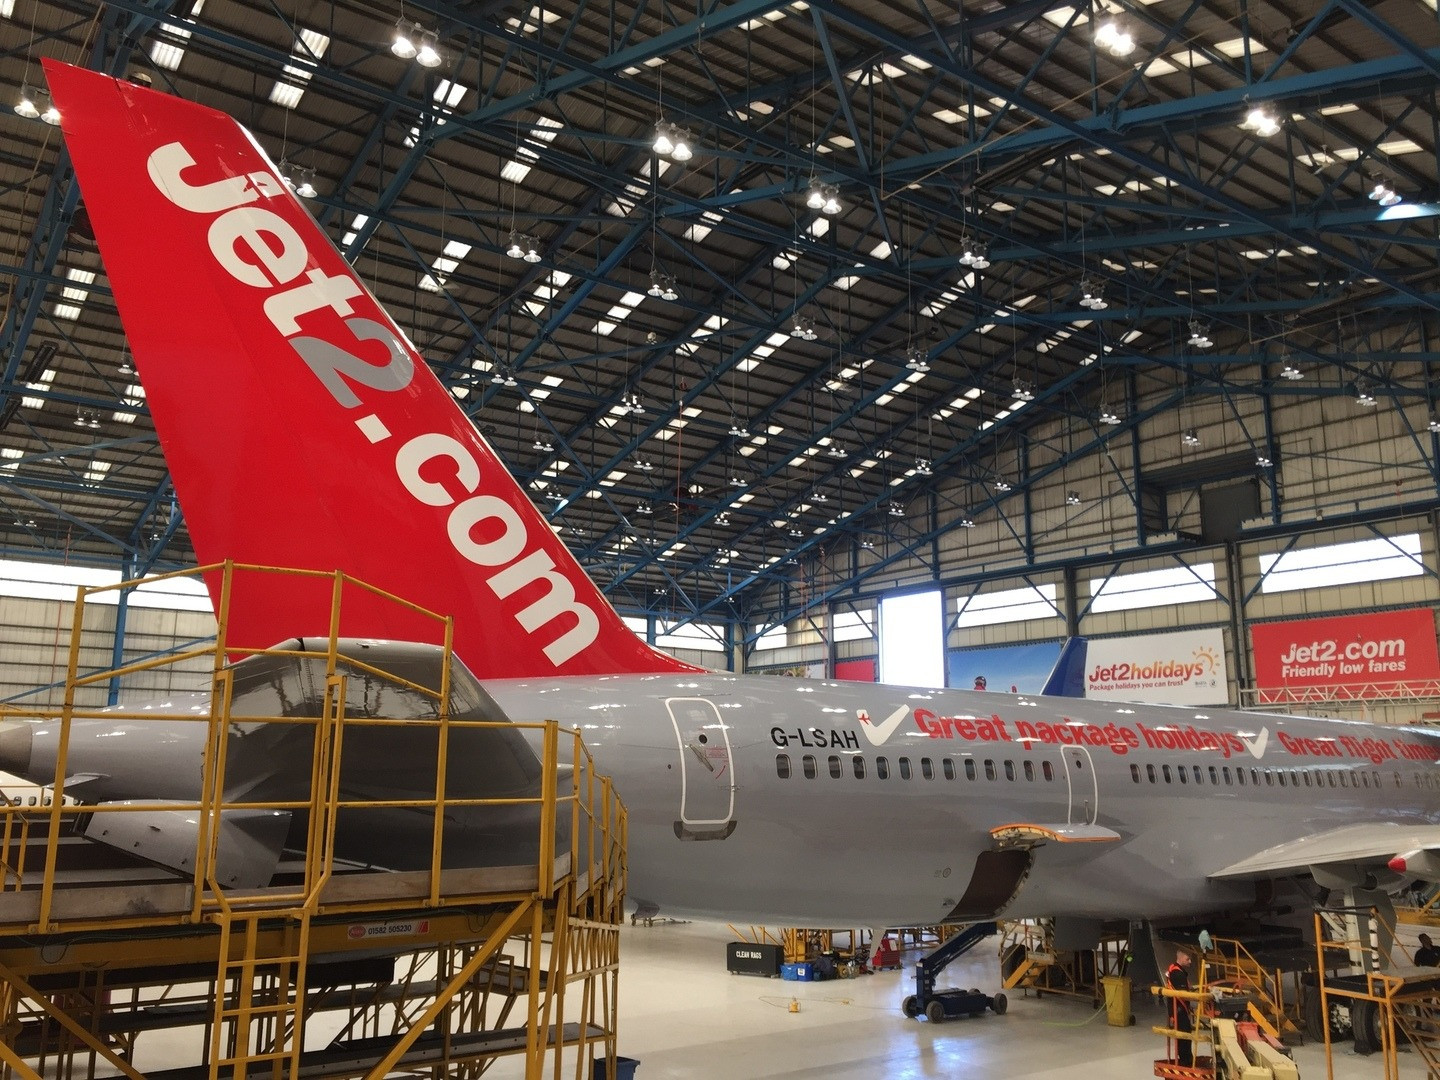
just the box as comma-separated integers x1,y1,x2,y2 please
576,918,1426,1080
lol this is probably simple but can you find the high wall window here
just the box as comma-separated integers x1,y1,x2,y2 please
0,559,212,611
753,624,789,651
656,620,725,653
1088,562,1218,613
831,608,876,641
954,582,1060,627
1257,534,1424,594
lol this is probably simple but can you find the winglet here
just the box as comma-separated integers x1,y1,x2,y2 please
43,60,700,680
1041,638,1088,698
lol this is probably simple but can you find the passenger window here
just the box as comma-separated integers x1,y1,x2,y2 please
829,755,842,780
1146,764,1157,783
1251,769,1260,785
853,757,866,780
1004,761,1015,782
1222,767,1232,785
899,757,912,781
1208,767,1218,785
1024,761,1034,782
964,759,977,781
1373,771,1381,788
1042,761,1054,782
877,757,890,780
803,755,817,780
921,758,934,781
1193,766,1203,785
943,759,955,781
1178,766,1188,785
1339,772,1348,788
984,760,997,781
1277,771,1286,788
1327,772,1336,787
1304,771,1312,788
1395,771,1402,789
1130,764,1140,783
777,754,791,779
1265,771,1274,787
1162,765,1172,783
1237,768,1245,786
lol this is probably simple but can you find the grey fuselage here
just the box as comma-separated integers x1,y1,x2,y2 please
13,668,1440,929
486,673,1440,928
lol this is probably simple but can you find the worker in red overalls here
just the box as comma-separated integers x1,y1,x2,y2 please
1166,950,1194,1067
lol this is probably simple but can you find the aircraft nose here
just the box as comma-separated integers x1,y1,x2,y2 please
0,721,33,777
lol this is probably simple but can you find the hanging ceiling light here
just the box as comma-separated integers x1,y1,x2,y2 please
391,20,419,59
820,184,842,216
1256,453,1273,468
958,236,990,268
1182,428,1201,447
1355,381,1377,407
647,269,678,301
1094,18,1136,57
636,502,654,516
790,314,818,341
958,514,976,528
1429,414,1440,434
1279,355,1303,381
1369,177,1401,207
1239,103,1280,137
728,420,749,438
532,436,553,452
826,442,846,458
1066,491,1081,505
293,168,318,199
39,96,60,126
905,345,930,373
887,502,905,518
651,120,675,156
812,489,829,503
805,177,826,210
652,121,694,162
506,230,526,260
415,30,442,68
860,539,875,550
14,84,39,119
1013,379,1035,402
993,478,1012,492
1187,319,1212,349
1099,405,1121,426
729,473,747,487
1079,275,1107,310
633,457,655,473
504,371,518,387
716,512,732,526
915,458,933,477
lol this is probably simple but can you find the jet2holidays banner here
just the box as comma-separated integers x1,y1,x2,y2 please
1084,628,1229,705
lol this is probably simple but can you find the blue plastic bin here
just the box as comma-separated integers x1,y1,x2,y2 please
593,1055,640,1080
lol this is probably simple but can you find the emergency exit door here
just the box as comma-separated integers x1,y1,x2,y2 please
667,697,736,840
1063,746,1098,825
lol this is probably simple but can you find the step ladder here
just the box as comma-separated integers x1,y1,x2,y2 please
210,911,312,1080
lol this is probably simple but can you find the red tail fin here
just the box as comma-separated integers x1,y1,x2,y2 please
44,60,699,678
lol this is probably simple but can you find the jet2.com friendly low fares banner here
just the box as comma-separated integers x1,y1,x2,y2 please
1084,627,1229,705
1250,607,1440,702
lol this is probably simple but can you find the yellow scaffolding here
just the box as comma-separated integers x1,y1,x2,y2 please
0,561,626,1080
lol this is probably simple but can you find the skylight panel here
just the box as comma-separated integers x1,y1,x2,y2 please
22,369,54,410
341,213,369,247
84,460,111,485
62,268,94,303
1143,57,1178,76
269,27,330,109
1380,139,1424,155
150,0,204,70
505,5,562,32
542,375,564,388
0,1,14,16
1213,37,1267,58
1169,49,1212,68
1319,103,1359,116
53,303,82,320
1042,6,1088,27
809,218,830,237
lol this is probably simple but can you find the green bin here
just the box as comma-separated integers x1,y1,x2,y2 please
1101,975,1133,1027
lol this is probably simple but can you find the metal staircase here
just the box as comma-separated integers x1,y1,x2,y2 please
1206,938,1302,1043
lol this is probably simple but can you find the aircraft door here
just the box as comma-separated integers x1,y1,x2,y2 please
1063,746,1098,825
667,698,736,841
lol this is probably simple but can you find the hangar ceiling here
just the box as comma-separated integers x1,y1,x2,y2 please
2,0,1440,631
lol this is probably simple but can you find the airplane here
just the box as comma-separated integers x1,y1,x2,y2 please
2,60,1439,945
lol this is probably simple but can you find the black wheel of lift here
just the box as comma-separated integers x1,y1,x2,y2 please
902,995,921,1019
991,991,1008,1015
1351,1000,1382,1055
926,1000,946,1024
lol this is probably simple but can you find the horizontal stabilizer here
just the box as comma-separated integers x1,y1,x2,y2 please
1210,822,1440,880
84,803,291,888
991,823,1121,844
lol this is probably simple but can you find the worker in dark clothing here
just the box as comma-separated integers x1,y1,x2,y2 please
1166,950,1195,1067
1416,933,1440,966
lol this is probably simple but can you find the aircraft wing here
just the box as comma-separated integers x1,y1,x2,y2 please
1210,822,1440,880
